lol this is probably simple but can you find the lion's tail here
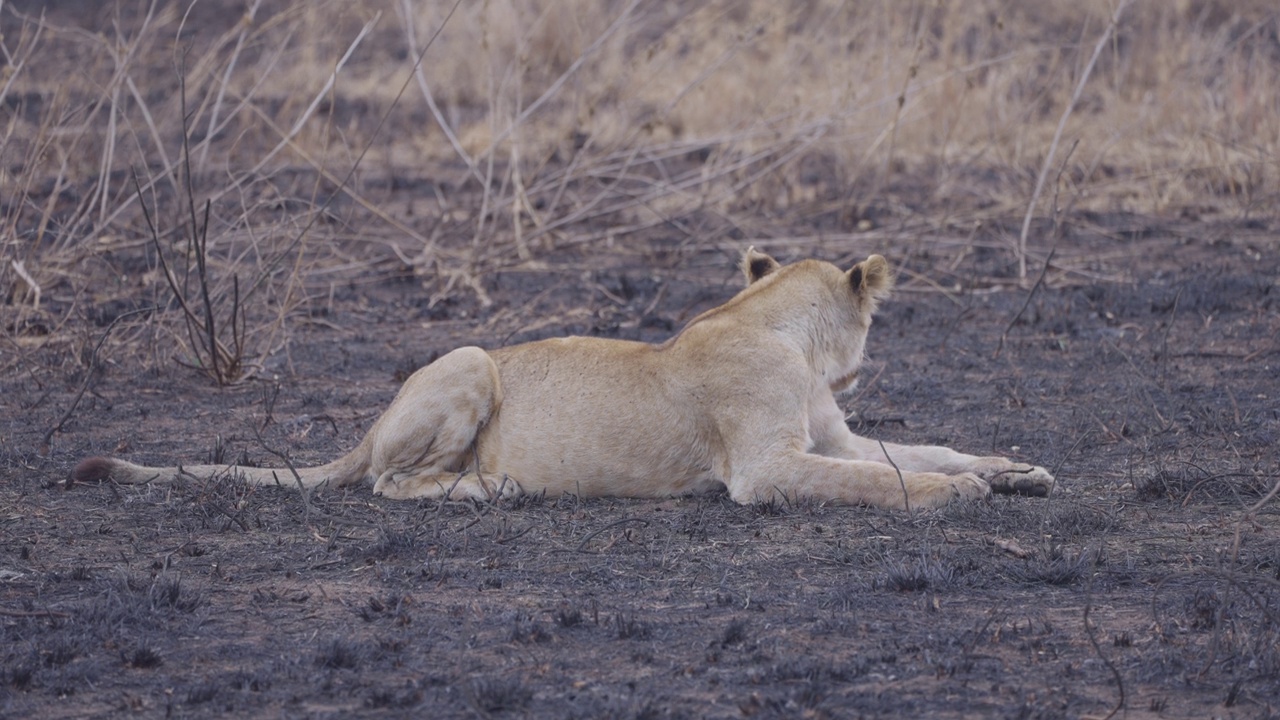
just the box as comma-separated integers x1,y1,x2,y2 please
69,439,372,491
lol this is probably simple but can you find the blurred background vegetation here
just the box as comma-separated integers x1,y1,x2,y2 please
2,0,1277,375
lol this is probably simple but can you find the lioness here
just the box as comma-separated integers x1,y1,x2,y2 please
72,249,1054,510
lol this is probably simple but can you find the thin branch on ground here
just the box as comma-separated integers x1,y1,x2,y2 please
43,305,157,456
575,518,650,553
1082,553,1126,720
879,439,911,515
994,248,1055,360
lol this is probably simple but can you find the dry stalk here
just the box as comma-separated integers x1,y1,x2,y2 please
0,608,70,619
475,0,642,163
1037,429,1089,558
500,127,823,263
131,66,254,387
471,20,501,260
230,0,463,308
1200,474,1280,678
878,440,911,515
92,1,160,228
1016,0,1131,281
198,0,264,169
234,102,431,248
879,33,925,190
136,176,245,385
994,248,1055,360
41,305,157,455
99,13,296,232
1082,555,1126,720
205,13,381,212
123,74,178,199
0,4,45,108
576,518,650,554
398,0,481,185
657,22,752,118
454,13,649,273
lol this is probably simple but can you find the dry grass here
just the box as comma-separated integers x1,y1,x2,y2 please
1,0,1278,374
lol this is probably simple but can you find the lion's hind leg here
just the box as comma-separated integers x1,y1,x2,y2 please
366,347,504,501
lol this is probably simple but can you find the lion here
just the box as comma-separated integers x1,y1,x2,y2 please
71,249,1054,510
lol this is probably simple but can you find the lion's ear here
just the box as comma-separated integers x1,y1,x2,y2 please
741,246,781,284
848,254,893,300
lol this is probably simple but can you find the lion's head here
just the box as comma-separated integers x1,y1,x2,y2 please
740,247,893,394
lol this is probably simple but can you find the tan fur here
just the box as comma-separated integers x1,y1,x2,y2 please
71,251,1054,510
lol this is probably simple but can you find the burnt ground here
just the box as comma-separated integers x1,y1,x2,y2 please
2,214,1279,719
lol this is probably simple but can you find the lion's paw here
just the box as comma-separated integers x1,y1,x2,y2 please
907,471,990,509
951,472,993,502
372,474,415,500
969,458,1055,497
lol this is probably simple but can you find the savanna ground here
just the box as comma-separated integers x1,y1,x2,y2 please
2,1,1279,717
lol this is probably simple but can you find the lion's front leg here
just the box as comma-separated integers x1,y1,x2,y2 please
726,452,991,510
821,433,1055,497
809,398,1055,497
846,437,1055,498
